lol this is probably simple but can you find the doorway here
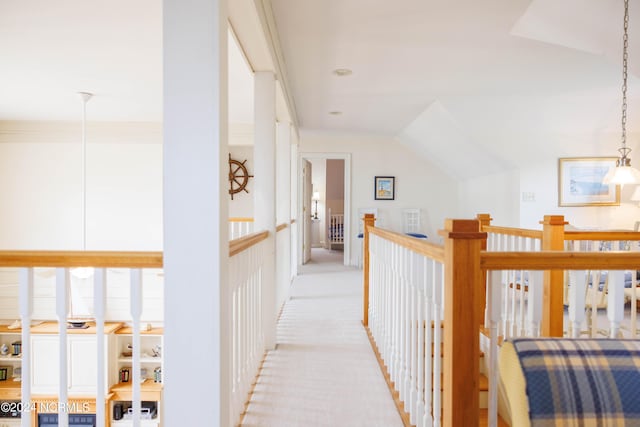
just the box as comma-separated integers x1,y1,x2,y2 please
299,153,351,267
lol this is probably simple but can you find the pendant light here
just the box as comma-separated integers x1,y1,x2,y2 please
603,0,640,186
72,92,94,280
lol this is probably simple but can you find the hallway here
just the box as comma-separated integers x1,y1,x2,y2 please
240,249,403,427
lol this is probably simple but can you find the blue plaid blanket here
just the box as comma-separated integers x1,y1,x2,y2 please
511,338,640,426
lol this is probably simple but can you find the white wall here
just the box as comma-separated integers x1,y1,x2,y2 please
519,159,640,230
300,130,458,265
459,157,640,231
458,170,520,227
0,121,162,250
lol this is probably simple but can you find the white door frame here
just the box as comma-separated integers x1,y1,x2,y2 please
298,152,351,267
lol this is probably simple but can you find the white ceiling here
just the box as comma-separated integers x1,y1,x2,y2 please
269,0,640,173
3,0,640,178
0,0,254,124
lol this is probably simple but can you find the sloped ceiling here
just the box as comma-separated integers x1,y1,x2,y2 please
269,0,640,177
2,0,640,179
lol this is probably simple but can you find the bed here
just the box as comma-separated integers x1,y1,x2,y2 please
327,208,344,250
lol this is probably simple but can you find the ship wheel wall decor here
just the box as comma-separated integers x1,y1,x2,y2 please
228,154,254,200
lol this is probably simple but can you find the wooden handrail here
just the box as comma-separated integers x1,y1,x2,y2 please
482,225,542,240
229,217,254,222
481,250,640,270
564,230,640,241
369,226,445,262
0,251,162,268
229,231,269,257
276,223,288,232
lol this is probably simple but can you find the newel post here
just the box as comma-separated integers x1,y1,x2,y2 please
476,213,492,326
441,219,486,427
540,215,567,337
363,213,375,326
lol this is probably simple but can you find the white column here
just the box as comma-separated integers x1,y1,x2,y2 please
254,71,277,350
290,140,299,276
276,122,291,224
163,1,230,426
276,122,292,311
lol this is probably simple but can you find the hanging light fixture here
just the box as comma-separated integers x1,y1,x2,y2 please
603,0,640,186
72,92,94,280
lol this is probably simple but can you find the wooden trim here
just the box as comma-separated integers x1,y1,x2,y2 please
369,227,445,262
116,326,164,335
540,215,566,337
442,219,482,427
229,231,269,257
364,325,412,427
0,251,162,268
564,230,640,241
481,250,640,270
229,217,255,222
276,223,288,232
483,225,542,240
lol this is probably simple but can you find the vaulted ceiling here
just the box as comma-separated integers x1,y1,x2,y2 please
2,0,640,179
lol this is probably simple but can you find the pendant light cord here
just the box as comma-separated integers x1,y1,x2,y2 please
78,92,92,251
621,0,629,157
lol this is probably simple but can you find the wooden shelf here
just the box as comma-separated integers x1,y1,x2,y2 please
110,379,162,401
0,355,20,362
31,321,123,335
0,379,21,400
115,327,163,335
117,357,162,364
0,325,21,334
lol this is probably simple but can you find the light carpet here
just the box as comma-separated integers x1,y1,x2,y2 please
240,248,403,427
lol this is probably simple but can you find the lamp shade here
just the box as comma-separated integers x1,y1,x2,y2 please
312,191,320,200
602,164,640,186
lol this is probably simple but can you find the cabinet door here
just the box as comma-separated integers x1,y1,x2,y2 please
31,335,60,394
68,336,98,394
32,335,109,395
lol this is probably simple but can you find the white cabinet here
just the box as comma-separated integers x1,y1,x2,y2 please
31,335,59,394
30,324,118,396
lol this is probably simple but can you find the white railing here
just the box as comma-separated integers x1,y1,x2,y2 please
275,224,291,316
0,252,163,427
228,231,268,423
368,231,445,427
229,218,254,240
484,229,542,340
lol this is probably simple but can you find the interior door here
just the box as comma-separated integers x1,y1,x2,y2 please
303,160,312,264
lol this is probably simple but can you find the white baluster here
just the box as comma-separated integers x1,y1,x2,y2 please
422,258,433,427
527,271,544,337
56,268,69,427
18,268,33,427
590,270,601,337
409,251,418,424
567,271,587,338
608,270,626,338
415,253,425,424
130,268,142,427
432,262,443,427
400,248,409,404
94,268,107,427
487,271,502,427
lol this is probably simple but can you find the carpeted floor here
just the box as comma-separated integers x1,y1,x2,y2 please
240,248,403,427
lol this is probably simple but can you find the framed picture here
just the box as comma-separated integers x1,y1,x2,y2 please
558,157,620,206
374,176,395,200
